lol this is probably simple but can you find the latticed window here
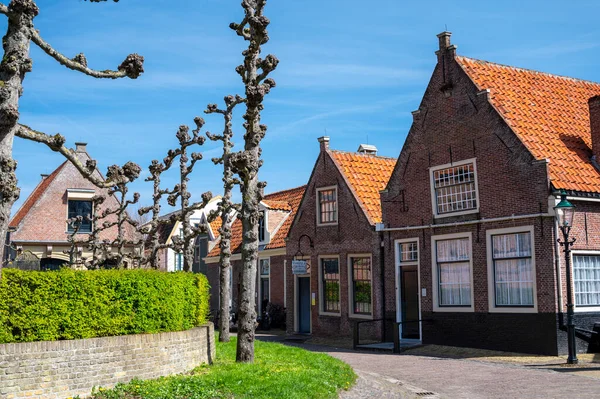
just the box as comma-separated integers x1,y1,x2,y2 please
321,258,340,312
436,238,471,306
67,200,92,233
492,232,534,306
175,253,183,271
399,242,418,263
433,162,477,215
573,255,600,306
350,256,372,315
318,188,337,224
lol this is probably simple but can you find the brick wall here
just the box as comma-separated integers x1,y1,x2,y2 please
0,324,215,399
286,151,383,340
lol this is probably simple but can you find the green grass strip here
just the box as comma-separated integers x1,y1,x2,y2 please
87,338,356,399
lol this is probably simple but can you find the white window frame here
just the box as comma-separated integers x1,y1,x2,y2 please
486,226,538,313
394,238,422,341
570,250,600,313
431,232,474,312
429,158,480,219
347,253,373,319
258,257,271,315
65,191,94,234
318,255,341,316
316,186,338,226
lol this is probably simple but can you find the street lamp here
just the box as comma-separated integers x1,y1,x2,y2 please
554,189,578,364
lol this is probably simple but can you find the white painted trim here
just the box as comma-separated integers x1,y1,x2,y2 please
284,259,287,308
567,196,600,203
486,225,538,313
66,188,95,199
347,253,374,319
316,185,339,227
394,238,422,340
376,213,553,232
431,232,475,312
318,254,341,316
429,158,480,219
570,250,600,313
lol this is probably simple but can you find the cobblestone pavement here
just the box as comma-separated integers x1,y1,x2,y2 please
256,334,600,398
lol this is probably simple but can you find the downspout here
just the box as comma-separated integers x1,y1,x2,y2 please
554,218,564,315
379,231,386,342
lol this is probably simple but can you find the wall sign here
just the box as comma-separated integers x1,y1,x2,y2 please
292,260,308,274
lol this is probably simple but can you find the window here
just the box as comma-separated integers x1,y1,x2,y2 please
491,232,534,307
317,187,337,225
175,253,183,271
320,257,340,314
349,255,372,316
259,258,270,313
573,255,600,307
258,211,266,242
67,200,92,233
434,236,472,308
430,159,478,217
399,241,418,263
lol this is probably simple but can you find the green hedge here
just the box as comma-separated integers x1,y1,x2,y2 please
0,269,210,344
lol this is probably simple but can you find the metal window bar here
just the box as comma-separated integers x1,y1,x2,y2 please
351,257,372,315
322,258,340,312
434,163,477,214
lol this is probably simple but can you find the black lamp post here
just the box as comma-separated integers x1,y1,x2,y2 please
554,189,578,365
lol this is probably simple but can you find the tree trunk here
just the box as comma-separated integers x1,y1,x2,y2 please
0,2,38,276
218,216,232,342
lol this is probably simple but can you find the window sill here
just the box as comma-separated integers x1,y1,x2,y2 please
319,312,341,317
316,222,339,227
433,306,474,313
433,209,479,219
488,306,538,314
349,314,373,320
574,306,600,313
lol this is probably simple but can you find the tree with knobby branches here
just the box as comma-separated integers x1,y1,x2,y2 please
205,95,245,343
228,0,278,363
0,0,144,277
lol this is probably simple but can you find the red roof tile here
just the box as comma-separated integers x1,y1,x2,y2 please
206,185,306,257
9,161,67,228
456,56,600,193
329,151,396,224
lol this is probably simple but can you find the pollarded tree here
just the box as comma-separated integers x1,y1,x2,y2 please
0,0,144,276
228,0,278,363
205,95,245,342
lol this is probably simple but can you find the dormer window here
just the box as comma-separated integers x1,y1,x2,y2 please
67,200,92,233
317,186,338,225
430,159,479,218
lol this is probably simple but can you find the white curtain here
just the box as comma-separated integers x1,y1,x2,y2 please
573,255,600,306
437,238,471,306
492,233,533,306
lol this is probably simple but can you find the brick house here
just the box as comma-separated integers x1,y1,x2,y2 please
379,32,600,355
6,143,139,269
204,185,306,323
152,196,221,272
285,138,395,337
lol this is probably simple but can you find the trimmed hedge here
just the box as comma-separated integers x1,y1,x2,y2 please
0,269,209,344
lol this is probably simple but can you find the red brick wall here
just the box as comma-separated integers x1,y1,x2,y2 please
286,151,383,338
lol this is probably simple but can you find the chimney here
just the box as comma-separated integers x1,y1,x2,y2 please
317,136,330,152
75,142,87,153
436,31,457,61
40,174,49,180
357,144,378,155
591,96,600,161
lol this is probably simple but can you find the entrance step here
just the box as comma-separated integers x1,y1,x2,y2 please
356,341,423,352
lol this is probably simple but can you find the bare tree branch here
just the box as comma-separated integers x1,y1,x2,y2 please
0,3,8,15
16,124,139,189
29,29,144,79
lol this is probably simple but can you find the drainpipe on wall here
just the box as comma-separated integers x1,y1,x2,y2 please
379,231,386,342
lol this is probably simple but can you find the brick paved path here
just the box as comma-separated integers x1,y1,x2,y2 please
255,334,600,399
328,347,600,399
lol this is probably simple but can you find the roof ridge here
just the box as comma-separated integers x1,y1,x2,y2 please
329,149,397,161
457,55,600,87
9,160,68,228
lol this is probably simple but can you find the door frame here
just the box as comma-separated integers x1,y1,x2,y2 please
394,238,422,341
294,273,312,334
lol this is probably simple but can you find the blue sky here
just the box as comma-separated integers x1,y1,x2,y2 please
7,0,600,213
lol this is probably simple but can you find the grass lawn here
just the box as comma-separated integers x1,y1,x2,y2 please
88,338,356,399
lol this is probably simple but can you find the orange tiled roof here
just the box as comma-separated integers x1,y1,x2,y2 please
329,151,396,224
209,218,222,237
9,161,67,228
206,185,307,257
456,56,600,193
